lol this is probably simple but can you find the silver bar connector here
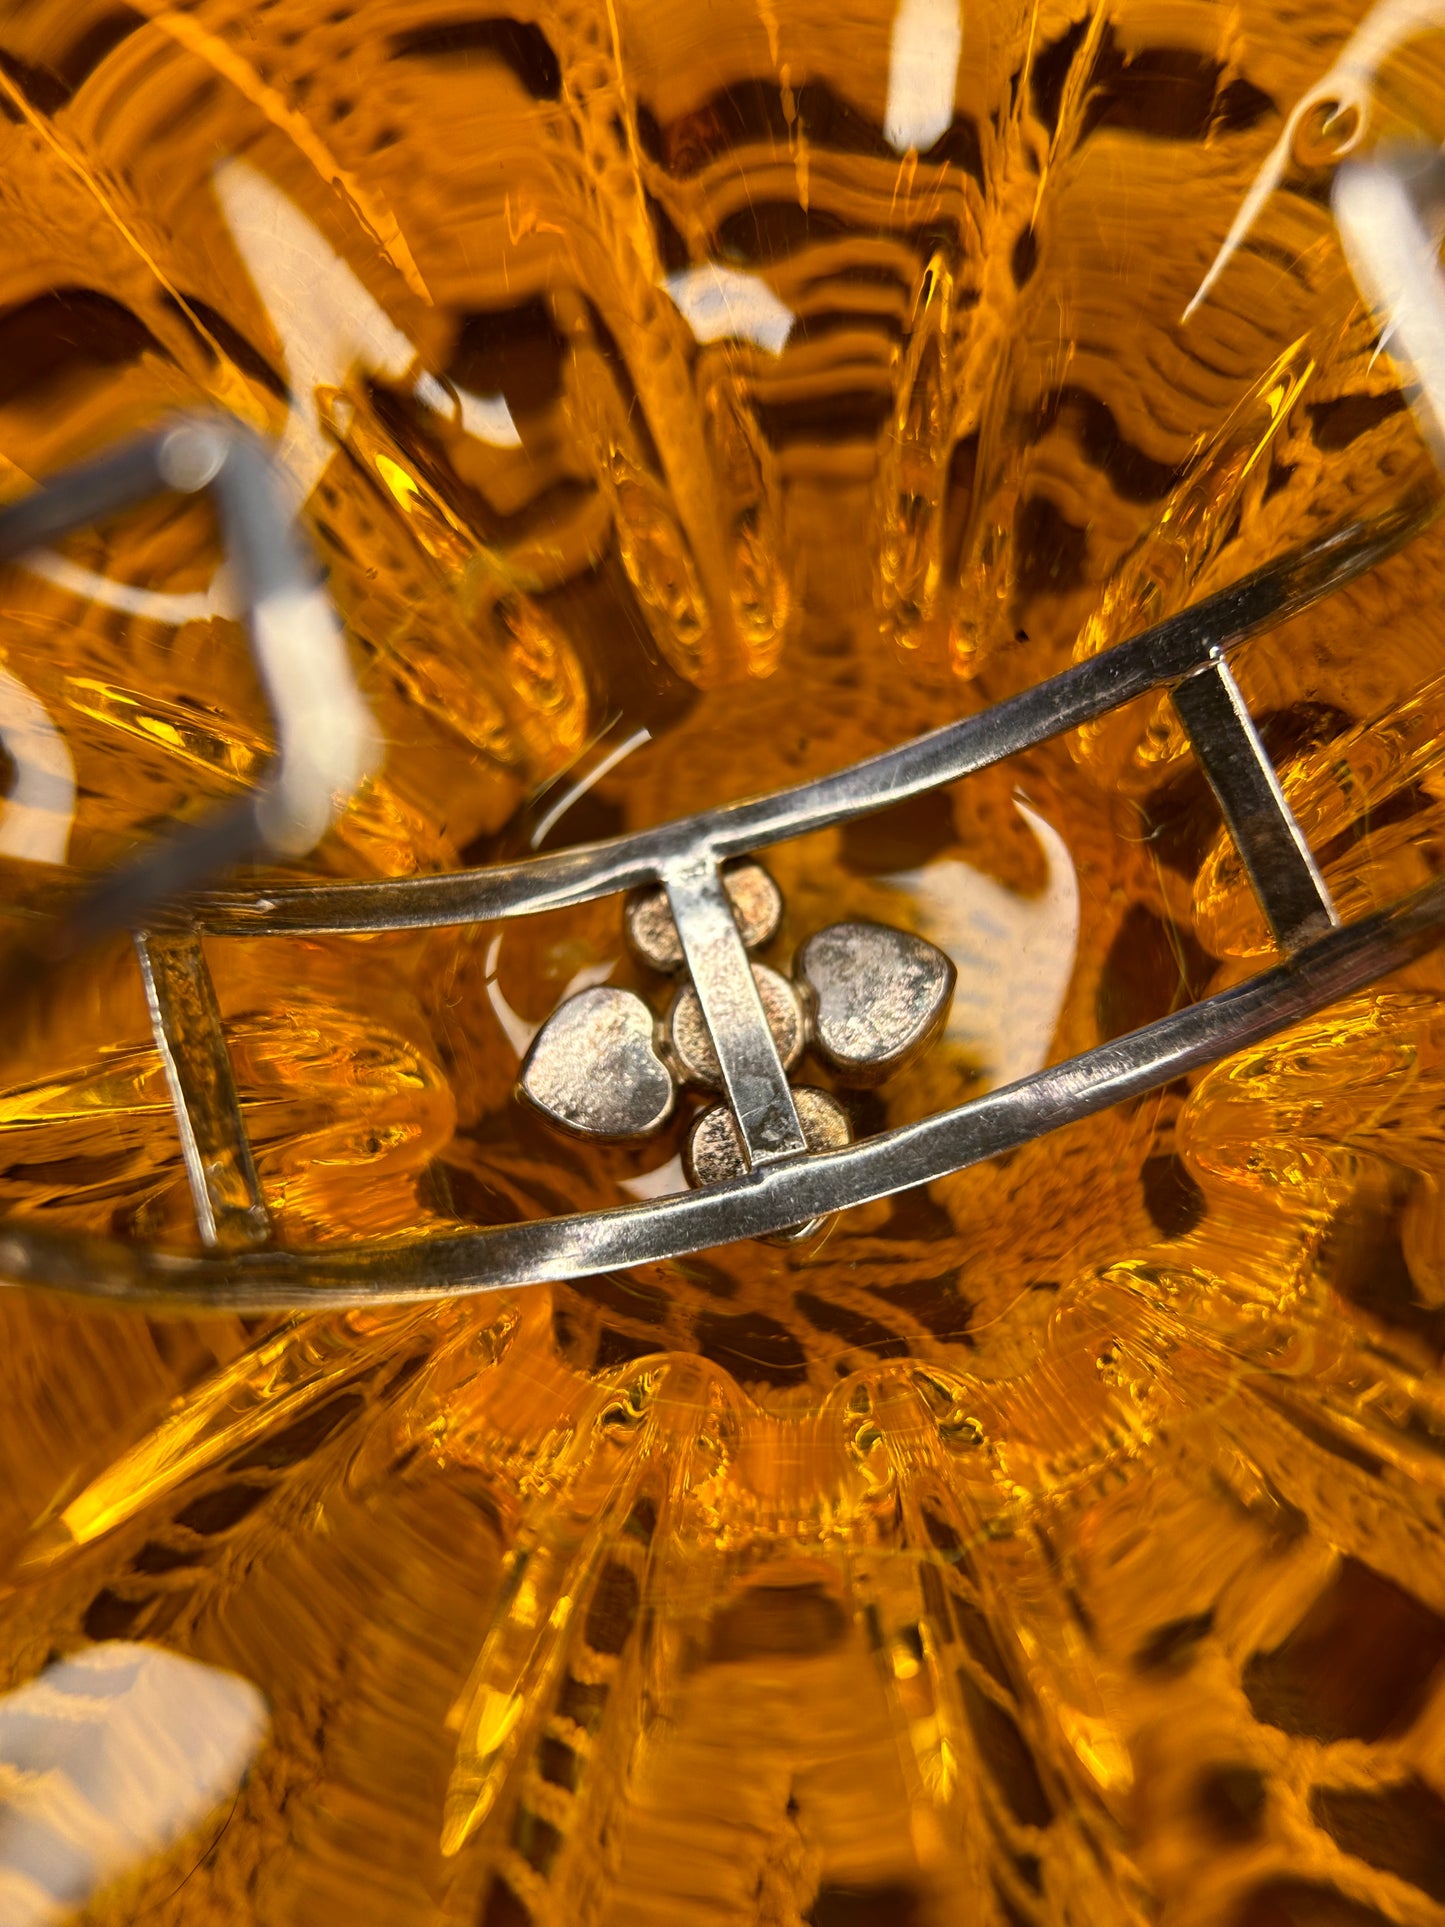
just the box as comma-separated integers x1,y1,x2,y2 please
662,855,807,1166
1171,656,1337,952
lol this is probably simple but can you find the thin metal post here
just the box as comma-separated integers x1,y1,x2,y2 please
1171,657,1336,951
134,929,272,1252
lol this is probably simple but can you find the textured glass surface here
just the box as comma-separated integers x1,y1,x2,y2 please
0,0,1444,1922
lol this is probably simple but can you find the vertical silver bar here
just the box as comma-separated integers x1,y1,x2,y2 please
134,928,273,1251
662,854,807,1166
1171,657,1337,952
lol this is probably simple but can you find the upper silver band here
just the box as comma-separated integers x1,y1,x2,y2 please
0,489,1436,1312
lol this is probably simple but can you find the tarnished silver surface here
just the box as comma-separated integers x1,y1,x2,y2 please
0,489,1443,1311
685,1086,851,1242
1171,657,1336,951
518,987,675,1140
666,963,804,1088
797,922,956,1082
525,881,945,1147
662,855,805,1165
685,1086,852,1181
625,858,782,971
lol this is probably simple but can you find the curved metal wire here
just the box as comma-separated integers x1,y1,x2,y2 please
188,497,1430,939
0,485,1437,1312
0,871,1440,1312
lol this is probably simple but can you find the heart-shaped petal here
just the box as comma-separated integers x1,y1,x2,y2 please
796,921,955,1083
519,987,675,1140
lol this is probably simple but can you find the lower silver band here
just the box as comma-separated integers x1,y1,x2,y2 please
2,872,1440,1313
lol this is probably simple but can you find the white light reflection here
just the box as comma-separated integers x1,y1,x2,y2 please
216,160,526,499
483,727,651,1061
1336,154,1445,475
529,727,652,850
23,167,525,662
620,1152,686,1200
884,0,963,154
215,158,417,507
1184,0,1445,322
888,800,1079,1089
22,552,238,627
0,668,75,865
0,1642,267,1925
484,931,539,1058
414,373,522,449
456,389,522,448
662,266,795,355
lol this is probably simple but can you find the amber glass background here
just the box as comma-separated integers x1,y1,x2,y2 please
0,0,1444,1920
